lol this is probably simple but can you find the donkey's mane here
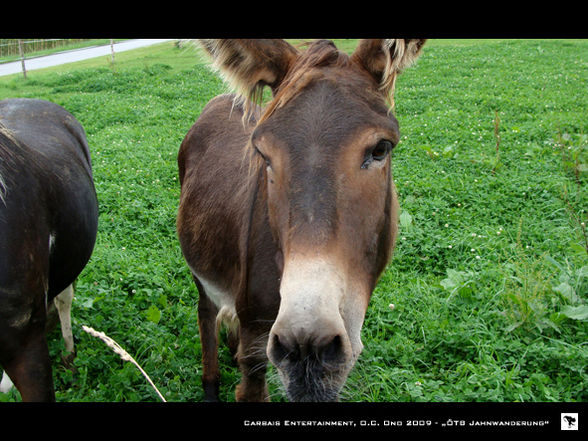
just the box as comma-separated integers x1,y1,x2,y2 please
0,123,21,205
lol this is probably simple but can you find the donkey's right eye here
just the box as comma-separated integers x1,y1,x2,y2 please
254,146,272,169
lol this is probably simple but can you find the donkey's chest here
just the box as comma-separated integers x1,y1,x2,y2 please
189,266,239,329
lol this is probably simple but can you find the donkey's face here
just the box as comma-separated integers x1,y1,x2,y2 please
252,55,401,401
199,39,425,401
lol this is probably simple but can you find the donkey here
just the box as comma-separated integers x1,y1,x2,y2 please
177,39,425,402
0,98,98,401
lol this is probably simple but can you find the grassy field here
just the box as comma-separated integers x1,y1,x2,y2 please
0,39,586,402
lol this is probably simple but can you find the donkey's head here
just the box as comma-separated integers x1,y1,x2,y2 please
199,39,425,401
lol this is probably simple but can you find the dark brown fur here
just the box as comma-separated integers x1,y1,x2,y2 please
178,39,425,401
0,99,98,401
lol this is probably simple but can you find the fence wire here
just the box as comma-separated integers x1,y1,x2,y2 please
0,39,92,58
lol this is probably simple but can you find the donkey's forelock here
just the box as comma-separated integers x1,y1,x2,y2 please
258,39,351,124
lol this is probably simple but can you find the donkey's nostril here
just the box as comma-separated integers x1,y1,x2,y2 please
270,333,295,364
320,334,344,365
269,330,346,367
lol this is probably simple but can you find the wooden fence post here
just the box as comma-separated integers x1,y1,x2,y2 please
110,39,116,71
18,39,27,79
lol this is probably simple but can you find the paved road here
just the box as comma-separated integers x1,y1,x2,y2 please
0,39,177,77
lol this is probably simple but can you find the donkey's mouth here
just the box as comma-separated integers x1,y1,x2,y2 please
277,356,349,402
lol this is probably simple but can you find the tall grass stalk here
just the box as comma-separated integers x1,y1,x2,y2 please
82,325,167,402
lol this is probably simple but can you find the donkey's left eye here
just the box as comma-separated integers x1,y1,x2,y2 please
362,140,393,169
372,140,393,160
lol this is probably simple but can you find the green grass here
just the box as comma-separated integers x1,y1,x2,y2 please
0,39,586,402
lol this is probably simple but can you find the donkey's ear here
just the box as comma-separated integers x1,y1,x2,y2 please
351,39,426,103
198,39,299,101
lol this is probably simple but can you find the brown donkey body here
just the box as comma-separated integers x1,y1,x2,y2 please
177,39,425,401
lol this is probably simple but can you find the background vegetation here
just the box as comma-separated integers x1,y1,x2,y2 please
0,39,121,63
0,39,586,402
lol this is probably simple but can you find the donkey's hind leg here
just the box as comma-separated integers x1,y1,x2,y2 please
53,284,75,359
0,329,54,401
1,283,76,396
0,273,55,401
193,277,221,402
